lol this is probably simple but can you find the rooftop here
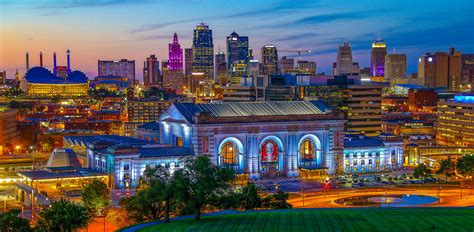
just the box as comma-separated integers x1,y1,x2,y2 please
171,100,332,123
139,147,194,158
137,121,160,132
17,167,106,181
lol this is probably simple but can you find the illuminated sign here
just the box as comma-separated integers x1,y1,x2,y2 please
428,57,433,62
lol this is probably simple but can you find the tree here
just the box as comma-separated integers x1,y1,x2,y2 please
238,182,262,210
413,163,432,180
36,199,91,232
269,190,292,209
81,179,110,216
139,165,176,223
456,155,474,192
437,157,455,183
456,155,474,178
174,156,234,220
106,207,134,229
0,209,31,232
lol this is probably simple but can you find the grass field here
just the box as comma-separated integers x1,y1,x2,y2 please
139,208,474,232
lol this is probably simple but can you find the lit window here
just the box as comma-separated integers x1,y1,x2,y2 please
300,138,315,160
220,141,238,166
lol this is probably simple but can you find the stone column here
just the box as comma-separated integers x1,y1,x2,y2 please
286,133,298,177
248,135,260,180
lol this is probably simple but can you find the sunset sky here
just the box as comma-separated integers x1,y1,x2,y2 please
1,0,473,80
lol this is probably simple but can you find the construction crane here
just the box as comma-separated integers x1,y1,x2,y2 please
279,49,312,60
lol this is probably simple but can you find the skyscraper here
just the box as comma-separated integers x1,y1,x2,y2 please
261,44,278,75
215,52,227,85
98,59,135,82
169,33,183,71
448,48,462,91
384,54,406,81
336,42,354,75
370,36,387,77
418,48,462,90
143,55,160,86
226,31,249,79
461,54,474,86
297,60,316,75
192,23,214,79
279,56,294,74
184,48,193,76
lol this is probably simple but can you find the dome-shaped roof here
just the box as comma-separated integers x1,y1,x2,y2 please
25,66,88,84
68,70,88,83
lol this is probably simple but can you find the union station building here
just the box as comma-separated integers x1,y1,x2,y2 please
159,101,345,179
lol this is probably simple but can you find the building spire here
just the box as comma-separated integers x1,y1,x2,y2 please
173,32,178,43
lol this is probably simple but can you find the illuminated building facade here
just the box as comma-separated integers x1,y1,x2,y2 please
64,135,193,188
192,23,214,79
384,54,406,82
370,37,387,78
169,33,183,71
436,94,474,147
98,59,135,83
343,134,403,173
261,45,278,75
21,67,88,97
159,101,345,179
126,98,170,135
227,31,249,81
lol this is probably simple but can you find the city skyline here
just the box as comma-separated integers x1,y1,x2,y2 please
1,0,473,80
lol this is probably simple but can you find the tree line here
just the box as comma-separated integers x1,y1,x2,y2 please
0,156,292,231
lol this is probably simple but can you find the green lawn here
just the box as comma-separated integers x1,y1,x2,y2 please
139,208,474,232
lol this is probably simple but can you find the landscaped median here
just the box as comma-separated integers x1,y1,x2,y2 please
121,207,474,232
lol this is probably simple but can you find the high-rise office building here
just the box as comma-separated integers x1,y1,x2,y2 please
169,33,183,71
462,54,474,86
437,94,474,146
343,83,386,136
248,60,260,77
297,60,316,75
248,48,254,60
215,52,227,85
184,48,193,75
384,54,406,82
370,37,387,77
162,59,184,93
418,48,462,91
226,31,249,80
448,48,462,91
261,44,278,75
279,56,294,74
0,109,20,155
98,59,135,82
192,23,214,79
143,55,160,86
336,42,354,75
0,71,6,85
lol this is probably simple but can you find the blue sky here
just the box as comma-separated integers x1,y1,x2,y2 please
1,0,473,79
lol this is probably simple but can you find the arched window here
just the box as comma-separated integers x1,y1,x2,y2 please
220,141,238,165
300,138,315,160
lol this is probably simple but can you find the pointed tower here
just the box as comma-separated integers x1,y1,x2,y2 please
168,33,183,71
